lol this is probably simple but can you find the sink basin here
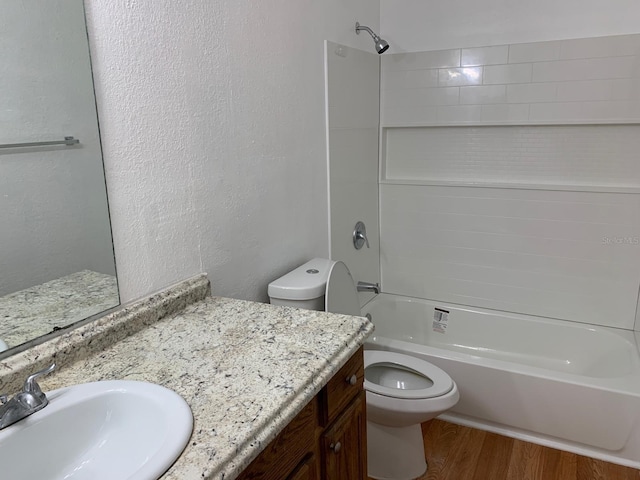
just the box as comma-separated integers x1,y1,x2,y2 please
0,380,193,479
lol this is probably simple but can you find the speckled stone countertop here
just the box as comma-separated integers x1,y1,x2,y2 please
0,270,119,349
0,274,373,480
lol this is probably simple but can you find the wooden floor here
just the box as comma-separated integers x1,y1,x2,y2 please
373,419,640,480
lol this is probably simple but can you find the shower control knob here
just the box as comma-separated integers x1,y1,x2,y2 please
346,374,357,386
330,441,342,454
353,221,370,250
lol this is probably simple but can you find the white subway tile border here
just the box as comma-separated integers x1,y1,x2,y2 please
483,63,533,85
381,33,640,126
460,85,507,105
462,45,509,66
438,67,483,87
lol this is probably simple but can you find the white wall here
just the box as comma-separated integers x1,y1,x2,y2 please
381,0,640,52
84,0,379,303
0,0,115,296
326,42,381,306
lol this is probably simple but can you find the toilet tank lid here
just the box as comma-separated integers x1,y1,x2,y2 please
268,258,333,301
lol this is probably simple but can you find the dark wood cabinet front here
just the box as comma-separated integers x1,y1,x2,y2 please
237,347,367,480
322,392,367,480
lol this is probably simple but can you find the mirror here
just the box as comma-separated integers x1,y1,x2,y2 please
0,0,119,356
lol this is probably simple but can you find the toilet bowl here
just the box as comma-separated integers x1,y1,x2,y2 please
364,350,460,480
365,350,459,427
268,258,459,480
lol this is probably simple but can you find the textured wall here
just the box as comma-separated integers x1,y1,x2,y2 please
84,1,379,303
381,0,640,52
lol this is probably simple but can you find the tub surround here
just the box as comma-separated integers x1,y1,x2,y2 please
0,274,373,480
0,270,119,349
376,33,640,332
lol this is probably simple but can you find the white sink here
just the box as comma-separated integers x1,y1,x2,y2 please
0,380,193,480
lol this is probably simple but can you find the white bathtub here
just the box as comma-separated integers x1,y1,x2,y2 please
362,293,640,468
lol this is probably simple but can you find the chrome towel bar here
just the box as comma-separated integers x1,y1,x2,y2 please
0,136,80,149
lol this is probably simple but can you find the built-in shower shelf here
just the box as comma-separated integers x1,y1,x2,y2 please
379,178,640,194
380,124,640,195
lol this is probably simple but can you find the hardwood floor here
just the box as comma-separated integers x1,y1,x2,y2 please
370,419,640,480
420,420,640,480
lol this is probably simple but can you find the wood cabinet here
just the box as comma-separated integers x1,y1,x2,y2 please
287,453,320,480
321,392,367,480
237,347,366,480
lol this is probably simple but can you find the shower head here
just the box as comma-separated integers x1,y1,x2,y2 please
355,22,390,54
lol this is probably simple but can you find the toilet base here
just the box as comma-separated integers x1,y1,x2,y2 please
367,421,427,480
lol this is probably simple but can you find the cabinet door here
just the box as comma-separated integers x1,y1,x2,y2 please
287,453,320,480
322,392,367,480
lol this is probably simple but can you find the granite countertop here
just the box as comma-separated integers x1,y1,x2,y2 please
0,270,119,350
39,294,374,480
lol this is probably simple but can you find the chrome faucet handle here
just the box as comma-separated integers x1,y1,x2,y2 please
0,364,56,430
23,363,56,400
353,221,370,250
356,231,370,248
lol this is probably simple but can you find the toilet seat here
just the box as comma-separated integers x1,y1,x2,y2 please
364,350,453,400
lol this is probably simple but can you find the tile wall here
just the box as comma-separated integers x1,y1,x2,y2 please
381,34,640,126
380,185,640,329
379,34,640,329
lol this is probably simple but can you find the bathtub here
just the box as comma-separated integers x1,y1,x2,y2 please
362,293,640,468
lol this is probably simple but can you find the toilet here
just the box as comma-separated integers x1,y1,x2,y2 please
268,258,460,480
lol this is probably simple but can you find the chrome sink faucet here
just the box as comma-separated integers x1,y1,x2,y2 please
0,363,56,430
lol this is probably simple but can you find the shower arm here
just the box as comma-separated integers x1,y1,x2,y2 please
355,22,377,39
354,21,389,54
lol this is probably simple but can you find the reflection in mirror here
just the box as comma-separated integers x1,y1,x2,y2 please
0,0,119,355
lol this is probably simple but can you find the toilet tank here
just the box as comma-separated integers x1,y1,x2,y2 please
268,258,333,311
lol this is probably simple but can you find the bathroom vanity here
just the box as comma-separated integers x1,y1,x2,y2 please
0,274,373,479
237,348,367,480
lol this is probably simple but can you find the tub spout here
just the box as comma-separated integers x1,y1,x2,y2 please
357,281,380,294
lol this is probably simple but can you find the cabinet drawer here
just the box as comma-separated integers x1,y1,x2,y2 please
322,347,364,425
286,453,320,480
